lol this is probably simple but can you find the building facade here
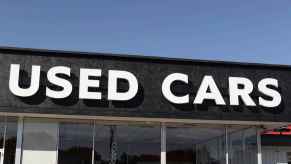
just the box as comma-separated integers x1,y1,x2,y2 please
0,47,290,164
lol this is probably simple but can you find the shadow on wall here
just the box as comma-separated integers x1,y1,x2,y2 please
168,78,284,114
16,70,145,109
15,69,284,114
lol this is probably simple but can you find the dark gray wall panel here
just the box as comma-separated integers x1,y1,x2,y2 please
0,48,290,122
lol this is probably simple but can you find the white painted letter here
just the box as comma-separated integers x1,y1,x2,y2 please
9,64,40,97
162,73,189,104
79,69,102,99
194,76,225,105
46,66,72,99
258,78,281,108
229,77,256,106
108,70,138,101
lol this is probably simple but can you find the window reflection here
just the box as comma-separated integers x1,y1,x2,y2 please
93,125,110,164
116,125,160,164
93,124,161,164
196,134,226,164
167,126,225,164
228,127,257,164
58,122,93,164
261,125,291,164
3,117,18,164
22,119,58,164
0,117,18,164
0,117,5,149
23,119,260,164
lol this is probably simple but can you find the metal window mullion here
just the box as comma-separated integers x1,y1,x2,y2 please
242,129,246,161
14,117,24,164
195,144,198,164
225,126,229,164
55,121,60,164
2,117,7,164
161,124,166,164
257,127,262,164
92,122,96,164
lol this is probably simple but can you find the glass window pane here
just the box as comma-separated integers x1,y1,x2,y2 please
228,127,257,164
0,117,5,164
93,125,110,164
22,119,58,164
116,125,160,164
244,128,257,164
261,125,291,164
93,123,160,164
0,117,5,149
167,126,226,164
58,122,93,164
3,117,18,164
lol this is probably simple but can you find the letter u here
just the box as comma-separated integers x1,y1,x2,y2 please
9,64,41,97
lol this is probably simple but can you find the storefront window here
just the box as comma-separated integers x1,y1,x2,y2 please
228,127,257,164
3,117,18,164
15,117,262,164
93,123,160,164
196,134,226,164
244,128,257,164
0,117,18,164
261,125,291,164
58,122,93,164
22,119,58,164
115,124,160,164
0,117,5,164
93,125,110,164
166,126,226,164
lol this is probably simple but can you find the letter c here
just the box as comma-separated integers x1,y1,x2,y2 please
162,73,189,104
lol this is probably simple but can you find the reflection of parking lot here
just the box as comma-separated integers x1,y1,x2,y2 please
262,126,291,164
262,147,291,164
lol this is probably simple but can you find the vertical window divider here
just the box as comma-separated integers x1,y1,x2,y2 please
14,117,23,164
92,122,95,164
242,129,246,160
56,120,59,164
257,127,262,164
195,144,198,164
2,117,7,164
225,126,229,164
161,123,166,164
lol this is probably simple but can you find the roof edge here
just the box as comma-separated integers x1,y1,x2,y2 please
0,45,290,69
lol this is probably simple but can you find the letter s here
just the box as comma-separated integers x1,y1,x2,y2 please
258,78,282,108
46,66,72,99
